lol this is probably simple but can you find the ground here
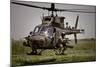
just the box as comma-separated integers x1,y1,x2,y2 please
11,39,96,66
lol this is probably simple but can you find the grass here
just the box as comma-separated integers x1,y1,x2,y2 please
11,39,96,66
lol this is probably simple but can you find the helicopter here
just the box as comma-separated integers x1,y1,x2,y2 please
11,1,95,55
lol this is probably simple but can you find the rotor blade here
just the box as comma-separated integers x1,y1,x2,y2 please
55,8,96,13
51,3,55,9
11,2,50,10
75,15,79,29
74,34,77,44
12,2,96,13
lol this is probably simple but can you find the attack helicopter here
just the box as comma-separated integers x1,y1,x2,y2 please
12,1,95,55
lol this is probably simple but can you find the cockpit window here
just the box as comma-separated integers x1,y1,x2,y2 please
47,28,53,36
40,26,47,32
40,26,53,37
34,26,40,33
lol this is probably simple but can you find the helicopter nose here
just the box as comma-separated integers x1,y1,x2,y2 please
30,35,46,45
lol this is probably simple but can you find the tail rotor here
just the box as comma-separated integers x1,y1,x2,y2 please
74,15,79,44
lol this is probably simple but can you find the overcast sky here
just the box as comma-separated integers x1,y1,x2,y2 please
11,0,96,40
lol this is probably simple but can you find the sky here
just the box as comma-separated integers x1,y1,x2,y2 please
11,0,96,40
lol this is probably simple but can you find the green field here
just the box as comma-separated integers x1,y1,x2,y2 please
11,39,96,66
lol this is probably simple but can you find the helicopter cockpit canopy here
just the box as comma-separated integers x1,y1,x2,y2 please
34,26,40,33
34,25,53,37
40,26,54,37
